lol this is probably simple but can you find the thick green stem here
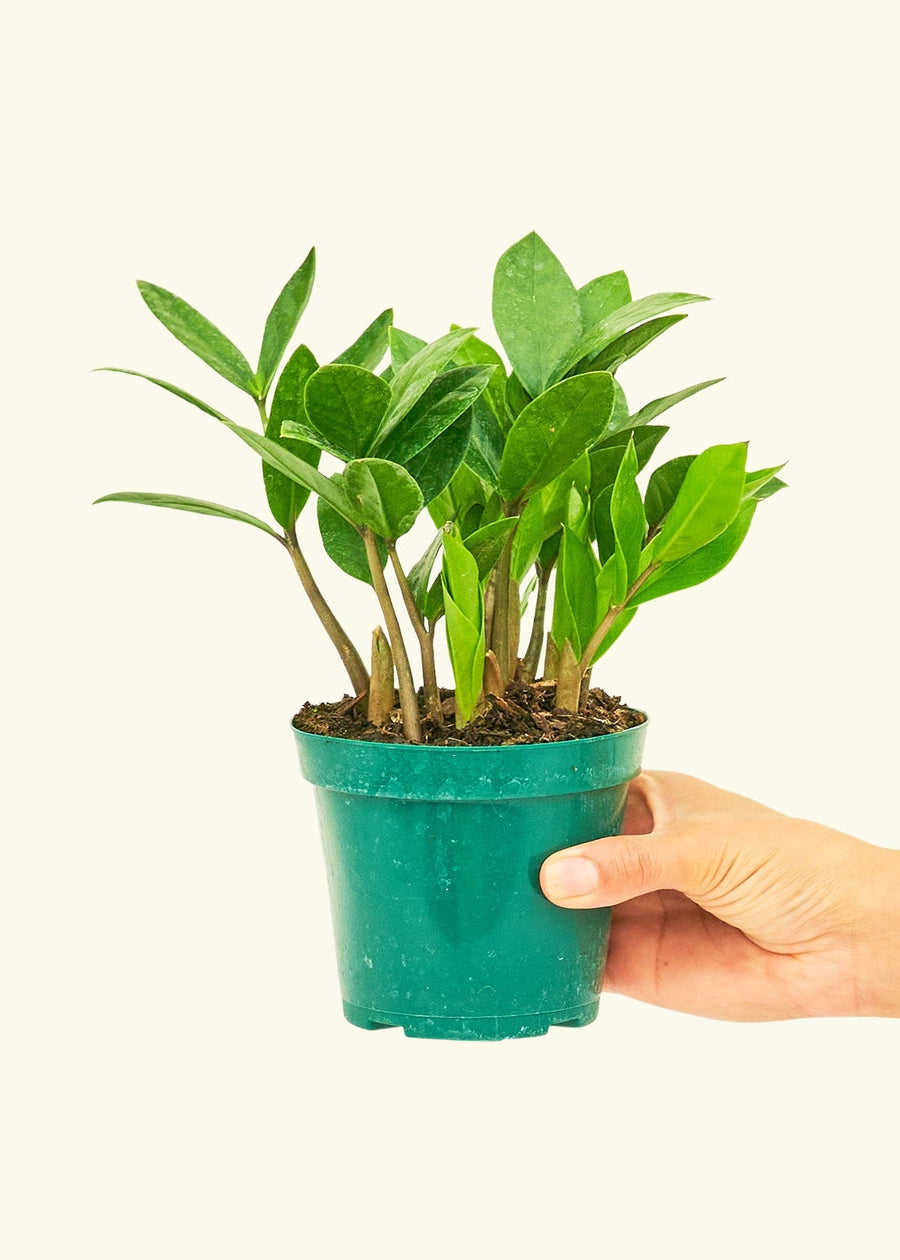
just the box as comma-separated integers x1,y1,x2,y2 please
285,527,369,697
387,543,443,725
520,560,554,683
363,529,422,742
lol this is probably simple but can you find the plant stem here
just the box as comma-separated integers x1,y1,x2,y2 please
489,532,515,686
284,525,370,697
255,396,270,433
577,564,658,675
520,560,554,683
387,542,443,724
363,528,422,742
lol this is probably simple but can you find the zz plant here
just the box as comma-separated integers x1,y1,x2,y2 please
96,233,784,742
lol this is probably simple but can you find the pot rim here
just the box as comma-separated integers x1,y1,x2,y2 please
290,709,647,753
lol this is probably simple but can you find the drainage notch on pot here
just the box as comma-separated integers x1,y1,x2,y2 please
294,718,646,1041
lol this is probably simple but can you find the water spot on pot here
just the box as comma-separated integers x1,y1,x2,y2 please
477,986,496,998
363,955,374,969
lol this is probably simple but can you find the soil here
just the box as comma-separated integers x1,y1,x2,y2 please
292,681,644,746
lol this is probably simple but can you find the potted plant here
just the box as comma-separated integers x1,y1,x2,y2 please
95,232,784,1039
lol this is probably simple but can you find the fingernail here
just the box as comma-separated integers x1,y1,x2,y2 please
543,855,598,900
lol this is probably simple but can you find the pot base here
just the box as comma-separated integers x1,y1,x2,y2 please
342,999,600,1041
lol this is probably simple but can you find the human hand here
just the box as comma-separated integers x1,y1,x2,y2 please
539,771,900,1020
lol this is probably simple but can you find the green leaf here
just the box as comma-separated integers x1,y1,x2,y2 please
303,364,392,460
743,464,787,500
505,373,531,421
589,445,627,501
256,248,316,395
390,327,428,369
551,527,601,657
752,475,787,501
442,529,485,725
381,326,478,437
450,327,508,430
577,271,632,329
540,455,592,538
427,463,489,528
592,486,615,565
344,458,424,539
465,517,519,581
498,372,616,504
93,492,281,539
408,529,446,614
136,281,256,394
333,309,393,370
317,499,385,584
492,232,583,398
595,424,669,470
375,365,492,464
404,408,473,504
579,314,687,374
626,378,724,429
633,501,758,604
645,455,697,532
610,439,646,600
464,393,505,487
222,422,358,523
265,345,321,530
510,494,545,583
556,292,709,382
653,442,748,563
93,368,232,422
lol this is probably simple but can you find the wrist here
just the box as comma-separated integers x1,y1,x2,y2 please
854,846,900,1018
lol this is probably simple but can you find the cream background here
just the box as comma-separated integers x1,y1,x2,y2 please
2,2,898,1257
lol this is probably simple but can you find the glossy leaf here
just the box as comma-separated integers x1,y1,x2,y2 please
344,458,424,539
222,422,358,523
450,326,508,429
465,517,519,581
743,464,787,500
136,281,255,394
498,372,616,504
464,394,505,487
303,364,392,460
505,373,531,421
540,455,592,538
645,455,697,532
577,271,632,329
375,365,493,465
511,495,545,583
93,368,231,422
390,327,427,370
93,492,281,539
592,486,615,564
580,314,687,374
555,292,709,381
589,445,627,501
627,378,724,429
427,463,489,528
408,529,446,614
492,232,582,398
265,345,321,530
333,308,393,371
596,424,669,470
634,501,758,604
653,442,747,563
404,408,473,504
381,326,477,438
317,499,385,585
610,439,645,600
752,475,787,501
257,248,316,394
551,527,601,657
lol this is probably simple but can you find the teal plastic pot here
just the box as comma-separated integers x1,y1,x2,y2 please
294,719,646,1040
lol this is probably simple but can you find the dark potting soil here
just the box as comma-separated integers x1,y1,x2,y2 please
292,681,644,746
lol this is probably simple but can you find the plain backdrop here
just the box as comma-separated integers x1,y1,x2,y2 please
2,2,898,1257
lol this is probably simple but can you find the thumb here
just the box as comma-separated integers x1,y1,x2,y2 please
539,771,722,908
